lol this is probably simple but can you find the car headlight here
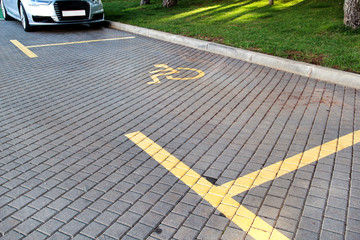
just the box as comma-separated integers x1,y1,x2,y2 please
91,0,102,4
29,0,52,5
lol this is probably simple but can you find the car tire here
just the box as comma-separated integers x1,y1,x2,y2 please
1,0,12,20
19,2,33,32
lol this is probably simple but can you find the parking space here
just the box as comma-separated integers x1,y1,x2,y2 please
0,20,360,240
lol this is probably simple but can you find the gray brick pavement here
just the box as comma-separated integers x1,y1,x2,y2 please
1,21,360,240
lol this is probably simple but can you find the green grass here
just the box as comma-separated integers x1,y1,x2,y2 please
103,0,360,73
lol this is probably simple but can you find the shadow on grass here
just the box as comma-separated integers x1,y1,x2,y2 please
103,0,360,72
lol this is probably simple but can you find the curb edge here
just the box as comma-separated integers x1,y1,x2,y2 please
106,21,360,89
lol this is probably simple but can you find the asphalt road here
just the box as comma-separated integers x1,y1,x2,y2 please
1,21,360,240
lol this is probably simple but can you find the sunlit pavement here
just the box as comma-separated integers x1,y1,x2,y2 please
1,21,360,240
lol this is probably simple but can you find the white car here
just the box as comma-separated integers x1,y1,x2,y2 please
1,0,104,31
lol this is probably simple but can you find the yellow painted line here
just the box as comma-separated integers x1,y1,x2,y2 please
167,67,205,80
10,40,38,58
26,37,135,48
221,129,360,197
125,132,287,240
148,64,205,84
126,130,360,240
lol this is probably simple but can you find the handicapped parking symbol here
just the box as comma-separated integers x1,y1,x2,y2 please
148,64,205,85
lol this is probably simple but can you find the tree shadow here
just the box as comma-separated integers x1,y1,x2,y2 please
163,0,308,24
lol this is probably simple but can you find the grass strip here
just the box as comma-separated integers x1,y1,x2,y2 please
103,0,360,73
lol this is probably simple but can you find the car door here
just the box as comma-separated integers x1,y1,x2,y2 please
4,0,21,20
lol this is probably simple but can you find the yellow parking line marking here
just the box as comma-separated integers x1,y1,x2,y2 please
10,37,135,58
221,129,360,197
26,36,135,48
148,64,205,84
126,130,360,240
167,67,205,80
10,40,38,58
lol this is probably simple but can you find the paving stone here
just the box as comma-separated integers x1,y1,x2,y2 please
171,202,194,218
117,211,143,227
15,218,42,235
295,228,320,240
59,219,86,237
28,196,52,210
37,219,64,236
183,214,208,231
151,201,174,216
0,230,24,240
25,186,47,199
74,209,99,225
140,212,164,227
47,232,71,240
81,221,107,239
54,207,79,223
328,196,348,210
121,235,140,240
128,201,152,216
149,224,177,240
348,207,360,220
12,206,37,221
44,188,67,201
221,226,246,240
302,205,324,221
5,186,28,199
72,234,94,240
22,230,47,240
127,223,154,239
103,222,130,239
262,195,284,208
48,197,72,211
108,200,131,215
121,191,143,204
322,217,345,235
89,199,112,213
305,195,327,209
258,205,281,220
95,210,118,226
63,188,85,201
347,218,360,233
206,214,229,231
0,217,21,233
8,195,33,209
349,196,360,209
101,190,123,203
279,205,302,221
320,230,343,240
197,226,223,240
345,231,360,240
32,207,57,222
325,206,346,221
0,206,17,220
173,226,200,240
69,198,92,212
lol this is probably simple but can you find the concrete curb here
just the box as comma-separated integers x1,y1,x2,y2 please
106,21,360,89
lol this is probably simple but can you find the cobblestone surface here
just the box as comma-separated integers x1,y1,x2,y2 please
1,21,360,240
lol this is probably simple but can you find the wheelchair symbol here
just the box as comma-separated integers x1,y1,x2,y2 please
148,64,205,85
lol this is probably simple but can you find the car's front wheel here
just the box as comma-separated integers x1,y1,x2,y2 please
19,2,33,31
1,0,12,20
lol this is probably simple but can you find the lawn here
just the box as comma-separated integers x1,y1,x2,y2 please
102,0,360,73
